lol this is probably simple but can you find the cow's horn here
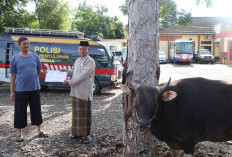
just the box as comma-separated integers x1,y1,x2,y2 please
166,77,171,87
160,77,171,92
131,80,141,90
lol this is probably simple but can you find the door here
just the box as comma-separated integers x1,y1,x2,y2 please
230,41,232,61
5,43,14,78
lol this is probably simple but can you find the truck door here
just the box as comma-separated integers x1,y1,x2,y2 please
5,43,14,78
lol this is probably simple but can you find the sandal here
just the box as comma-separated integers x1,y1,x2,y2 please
38,132,49,138
70,135,83,140
16,134,24,142
83,136,92,144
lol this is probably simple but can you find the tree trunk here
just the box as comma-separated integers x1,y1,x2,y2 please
122,0,160,157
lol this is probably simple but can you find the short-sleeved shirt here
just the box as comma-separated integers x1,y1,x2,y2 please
10,53,41,92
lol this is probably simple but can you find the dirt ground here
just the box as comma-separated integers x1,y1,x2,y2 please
0,85,124,157
1,83,232,157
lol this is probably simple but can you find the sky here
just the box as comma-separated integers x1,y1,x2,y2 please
175,0,232,18
28,0,232,25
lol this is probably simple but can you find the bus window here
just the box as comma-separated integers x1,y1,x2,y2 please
176,42,193,54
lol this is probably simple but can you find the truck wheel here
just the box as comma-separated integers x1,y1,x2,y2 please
93,79,100,95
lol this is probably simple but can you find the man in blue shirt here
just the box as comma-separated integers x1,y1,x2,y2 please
10,37,48,142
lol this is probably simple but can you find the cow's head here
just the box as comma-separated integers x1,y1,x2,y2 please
121,79,177,129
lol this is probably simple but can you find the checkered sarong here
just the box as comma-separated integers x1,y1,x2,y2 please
72,97,91,136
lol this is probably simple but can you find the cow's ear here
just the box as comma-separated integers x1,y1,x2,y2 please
120,84,132,95
162,91,177,101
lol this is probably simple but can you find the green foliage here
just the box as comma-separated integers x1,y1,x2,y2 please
159,0,178,28
119,3,128,16
0,0,30,32
196,0,212,7
34,0,72,30
0,0,212,35
0,0,72,32
120,0,212,28
72,1,126,39
177,9,192,27
0,0,28,14
159,0,192,28
4,8,37,28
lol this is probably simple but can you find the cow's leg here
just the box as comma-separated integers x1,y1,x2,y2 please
173,150,184,157
183,138,195,154
183,154,192,157
173,150,193,157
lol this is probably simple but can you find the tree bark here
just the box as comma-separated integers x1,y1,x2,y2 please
122,0,160,157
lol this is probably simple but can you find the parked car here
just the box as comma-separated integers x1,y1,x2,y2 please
193,49,215,64
121,47,127,63
122,47,127,54
112,51,123,62
114,60,123,82
159,51,167,63
112,51,127,64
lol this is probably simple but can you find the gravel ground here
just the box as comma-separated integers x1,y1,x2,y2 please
1,82,232,157
0,85,123,157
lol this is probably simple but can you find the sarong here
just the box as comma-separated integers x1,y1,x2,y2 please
72,97,91,136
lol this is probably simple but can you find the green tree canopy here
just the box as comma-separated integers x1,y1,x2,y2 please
120,0,212,28
0,0,32,32
159,0,178,28
196,0,212,7
0,0,72,32
119,3,128,16
3,8,37,29
1,0,211,35
33,0,71,30
72,1,126,39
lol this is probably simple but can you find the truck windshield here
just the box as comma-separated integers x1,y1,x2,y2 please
176,42,193,54
199,51,211,54
114,51,123,56
159,51,166,55
105,47,113,58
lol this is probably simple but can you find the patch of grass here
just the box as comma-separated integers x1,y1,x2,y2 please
64,98,72,103
68,110,72,116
